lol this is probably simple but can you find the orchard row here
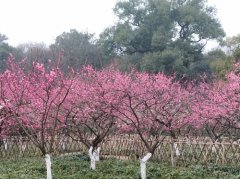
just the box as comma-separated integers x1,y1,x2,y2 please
0,56,239,179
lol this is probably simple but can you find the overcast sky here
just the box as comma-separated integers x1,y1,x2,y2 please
0,0,239,47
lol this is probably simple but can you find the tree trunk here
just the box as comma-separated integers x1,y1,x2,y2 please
3,139,7,150
20,138,26,156
140,153,152,179
45,154,52,179
88,146,100,170
170,142,175,167
96,147,101,161
173,142,180,156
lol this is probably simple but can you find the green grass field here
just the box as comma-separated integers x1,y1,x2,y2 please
0,155,239,179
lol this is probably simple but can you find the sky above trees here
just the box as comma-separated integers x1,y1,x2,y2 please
0,0,239,47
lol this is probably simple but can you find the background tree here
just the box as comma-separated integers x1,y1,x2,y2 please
99,0,225,81
205,49,233,79
50,29,106,72
0,34,19,71
16,42,52,67
220,34,240,60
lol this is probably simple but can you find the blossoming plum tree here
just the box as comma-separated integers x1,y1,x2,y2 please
189,72,240,163
0,55,73,179
65,66,119,170
113,71,192,179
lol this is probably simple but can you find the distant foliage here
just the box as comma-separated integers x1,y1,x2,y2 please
50,29,107,72
99,0,225,81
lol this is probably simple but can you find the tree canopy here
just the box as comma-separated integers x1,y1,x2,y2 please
0,34,17,71
99,0,225,80
50,29,106,71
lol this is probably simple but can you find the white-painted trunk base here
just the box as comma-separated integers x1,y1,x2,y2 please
140,153,152,179
45,154,52,179
3,139,7,150
88,146,101,170
22,144,27,152
96,147,100,161
60,138,66,150
173,143,180,156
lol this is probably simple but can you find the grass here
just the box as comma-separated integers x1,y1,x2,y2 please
0,155,239,179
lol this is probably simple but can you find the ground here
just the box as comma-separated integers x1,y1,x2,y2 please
0,155,239,179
